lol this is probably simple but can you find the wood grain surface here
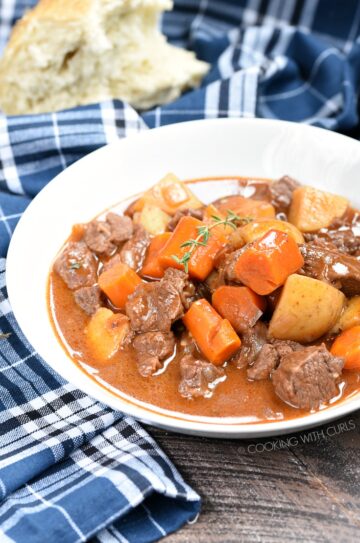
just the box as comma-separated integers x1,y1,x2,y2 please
147,410,360,542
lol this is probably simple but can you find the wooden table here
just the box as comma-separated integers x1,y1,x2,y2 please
147,410,360,542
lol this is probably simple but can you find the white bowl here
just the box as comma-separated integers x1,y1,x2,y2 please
6,118,360,438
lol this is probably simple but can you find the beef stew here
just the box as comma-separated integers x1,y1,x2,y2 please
48,174,360,422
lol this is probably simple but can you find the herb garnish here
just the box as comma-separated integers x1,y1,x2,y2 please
0,332,11,340
172,210,251,273
69,262,82,270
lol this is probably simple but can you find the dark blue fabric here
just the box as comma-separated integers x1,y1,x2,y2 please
1,0,360,542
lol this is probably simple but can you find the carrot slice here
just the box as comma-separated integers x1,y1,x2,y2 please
159,216,227,281
98,262,142,308
203,204,234,239
141,232,172,279
212,286,266,333
331,326,360,370
183,299,241,365
234,229,304,295
215,195,275,219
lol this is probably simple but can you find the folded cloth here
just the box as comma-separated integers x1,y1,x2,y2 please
1,0,360,542
0,99,201,543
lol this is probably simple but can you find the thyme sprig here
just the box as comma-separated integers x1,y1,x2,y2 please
172,210,251,273
69,261,82,270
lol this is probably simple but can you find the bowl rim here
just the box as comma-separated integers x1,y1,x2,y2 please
6,117,360,438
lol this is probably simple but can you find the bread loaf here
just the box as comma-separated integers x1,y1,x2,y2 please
0,0,209,115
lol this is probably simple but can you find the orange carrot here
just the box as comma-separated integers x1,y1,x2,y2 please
234,229,304,295
215,195,275,219
159,216,199,270
203,204,225,222
331,326,360,370
99,262,142,309
212,286,266,333
141,232,172,278
124,198,145,217
159,216,227,281
71,223,85,241
203,204,234,239
183,299,241,365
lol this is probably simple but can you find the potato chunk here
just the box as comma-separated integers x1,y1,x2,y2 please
335,296,360,332
141,173,203,215
135,203,171,235
239,219,304,244
269,274,345,342
288,186,348,232
86,308,130,362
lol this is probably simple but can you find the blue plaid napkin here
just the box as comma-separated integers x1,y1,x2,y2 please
1,0,360,541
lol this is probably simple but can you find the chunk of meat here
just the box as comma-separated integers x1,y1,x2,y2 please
126,277,183,333
231,322,268,369
84,220,114,256
300,240,360,297
74,285,101,315
238,179,272,201
101,254,122,274
54,241,97,290
84,213,134,255
272,344,344,409
215,247,245,284
133,331,175,377
204,269,226,295
106,212,133,244
120,225,150,271
304,214,360,256
179,354,225,399
167,208,204,231
247,344,278,380
247,339,302,380
135,355,162,377
270,175,300,216
162,268,198,310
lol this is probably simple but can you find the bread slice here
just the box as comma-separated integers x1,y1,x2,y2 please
0,0,209,115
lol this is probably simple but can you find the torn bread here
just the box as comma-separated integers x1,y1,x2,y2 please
0,0,209,115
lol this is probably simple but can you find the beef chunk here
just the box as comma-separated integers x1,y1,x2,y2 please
126,268,197,333
247,344,278,380
215,247,244,284
304,214,360,256
272,344,344,409
135,355,162,377
179,354,225,399
84,220,114,255
101,253,122,274
300,240,360,296
106,212,133,243
126,276,183,333
238,179,272,201
163,268,198,310
167,208,203,231
133,331,175,377
133,331,175,358
74,285,101,315
204,269,226,295
247,339,302,380
84,213,134,255
120,225,150,271
231,322,268,369
270,175,300,216
54,241,97,290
